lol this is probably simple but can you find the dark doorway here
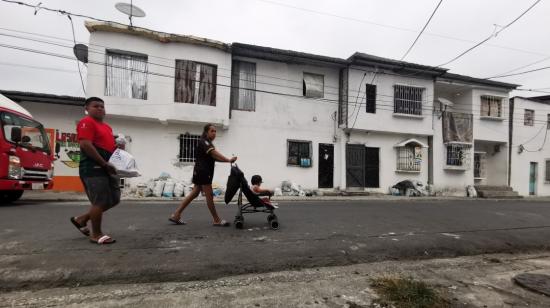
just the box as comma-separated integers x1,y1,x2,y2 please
346,144,365,188
318,143,334,188
365,147,379,188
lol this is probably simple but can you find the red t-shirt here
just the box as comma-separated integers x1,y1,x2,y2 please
76,116,116,153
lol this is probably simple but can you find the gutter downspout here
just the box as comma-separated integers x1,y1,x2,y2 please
508,97,514,186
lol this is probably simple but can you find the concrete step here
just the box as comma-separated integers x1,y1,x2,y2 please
342,191,370,196
475,185,513,191
477,190,522,199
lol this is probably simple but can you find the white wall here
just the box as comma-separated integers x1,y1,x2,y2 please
347,67,435,136
472,89,509,143
87,32,232,127
510,97,550,196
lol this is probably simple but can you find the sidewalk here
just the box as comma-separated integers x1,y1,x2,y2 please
2,252,550,307
19,190,550,203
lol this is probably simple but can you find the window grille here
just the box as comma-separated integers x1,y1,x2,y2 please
105,51,148,99
178,133,201,163
480,95,502,117
474,152,487,178
396,145,422,171
446,143,472,169
393,85,423,115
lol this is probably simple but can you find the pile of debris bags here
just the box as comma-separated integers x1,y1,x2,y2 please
390,180,429,197
279,181,316,197
135,172,224,198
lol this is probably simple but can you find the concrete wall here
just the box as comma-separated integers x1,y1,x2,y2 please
346,67,435,136
510,97,550,196
87,32,232,127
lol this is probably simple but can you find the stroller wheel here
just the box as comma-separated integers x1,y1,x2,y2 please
270,219,279,230
235,219,244,229
267,214,276,222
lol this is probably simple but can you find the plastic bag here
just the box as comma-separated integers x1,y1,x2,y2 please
174,182,185,197
163,180,176,198
108,148,140,177
153,181,165,197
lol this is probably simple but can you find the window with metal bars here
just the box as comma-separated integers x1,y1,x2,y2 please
396,145,421,172
287,140,312,167
366,84,376,113
474,152,487,179
446,144,471,168
105,50,148,100
546,159,550,182
547,114,550,129
524,109,535,126
178,133,201,163
480,95,502,118
393,85,423,116
174,60,217,106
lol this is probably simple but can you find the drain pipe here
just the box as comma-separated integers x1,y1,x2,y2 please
508,97,514,187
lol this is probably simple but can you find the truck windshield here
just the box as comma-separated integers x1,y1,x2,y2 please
1,112,51,154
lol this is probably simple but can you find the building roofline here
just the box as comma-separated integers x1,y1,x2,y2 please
348,52,448,76
85,21,231,51
511,95,550,105
438,72,520,89
231,43,348,67
0,90,85,106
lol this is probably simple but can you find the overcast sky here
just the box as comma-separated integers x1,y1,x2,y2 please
0,0,549,97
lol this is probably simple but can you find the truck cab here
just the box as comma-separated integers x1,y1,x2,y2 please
0,94,54,203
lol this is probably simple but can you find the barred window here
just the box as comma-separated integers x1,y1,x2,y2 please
480,95,502,118
547,114,550,129
524,109,534,126
178,133,201,163
446,144,472,168
474,152,487,179
546,159,550,182
393,85,424,116
105,50,148,99
287,140,312,167
396,145,422,172
174,60,217,106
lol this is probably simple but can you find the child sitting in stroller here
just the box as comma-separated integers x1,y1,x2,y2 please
250,175,278,209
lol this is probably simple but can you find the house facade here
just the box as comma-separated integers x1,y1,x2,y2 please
509,96,550,196
3,21,526,195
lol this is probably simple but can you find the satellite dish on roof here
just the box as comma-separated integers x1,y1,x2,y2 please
73,44,88,63
115,2,146,27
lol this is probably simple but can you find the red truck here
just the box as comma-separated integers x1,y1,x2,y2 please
0,94,55,203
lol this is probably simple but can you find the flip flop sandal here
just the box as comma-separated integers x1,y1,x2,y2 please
70,217,90,236
169,217,186,225
213,220,230,227
90,235,116,245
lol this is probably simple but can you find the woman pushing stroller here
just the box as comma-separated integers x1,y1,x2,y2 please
169,123,237,226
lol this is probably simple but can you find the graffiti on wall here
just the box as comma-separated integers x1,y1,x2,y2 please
55,130,80,168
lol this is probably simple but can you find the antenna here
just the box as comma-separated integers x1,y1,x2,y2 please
115,1,146,27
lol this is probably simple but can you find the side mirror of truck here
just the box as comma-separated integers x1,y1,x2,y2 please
10,127,22,143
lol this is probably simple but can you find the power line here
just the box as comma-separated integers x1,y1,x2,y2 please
252,0,549,58
67,15,86,96
437,0,542,68
401,0,444,61
488,66,550,79
485,55,550,79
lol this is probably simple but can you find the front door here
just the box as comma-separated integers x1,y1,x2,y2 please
346,144,365,189
318,143,334,188
529,162,538,195
365,147,379,188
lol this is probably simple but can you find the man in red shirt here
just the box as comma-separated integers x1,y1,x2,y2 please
70,97,119,245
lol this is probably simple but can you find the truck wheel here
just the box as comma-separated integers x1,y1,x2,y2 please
1,190,24,204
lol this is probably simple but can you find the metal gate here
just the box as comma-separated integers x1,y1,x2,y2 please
346,144,365,188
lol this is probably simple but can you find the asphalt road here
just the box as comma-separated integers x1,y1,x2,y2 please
1,199,550,291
